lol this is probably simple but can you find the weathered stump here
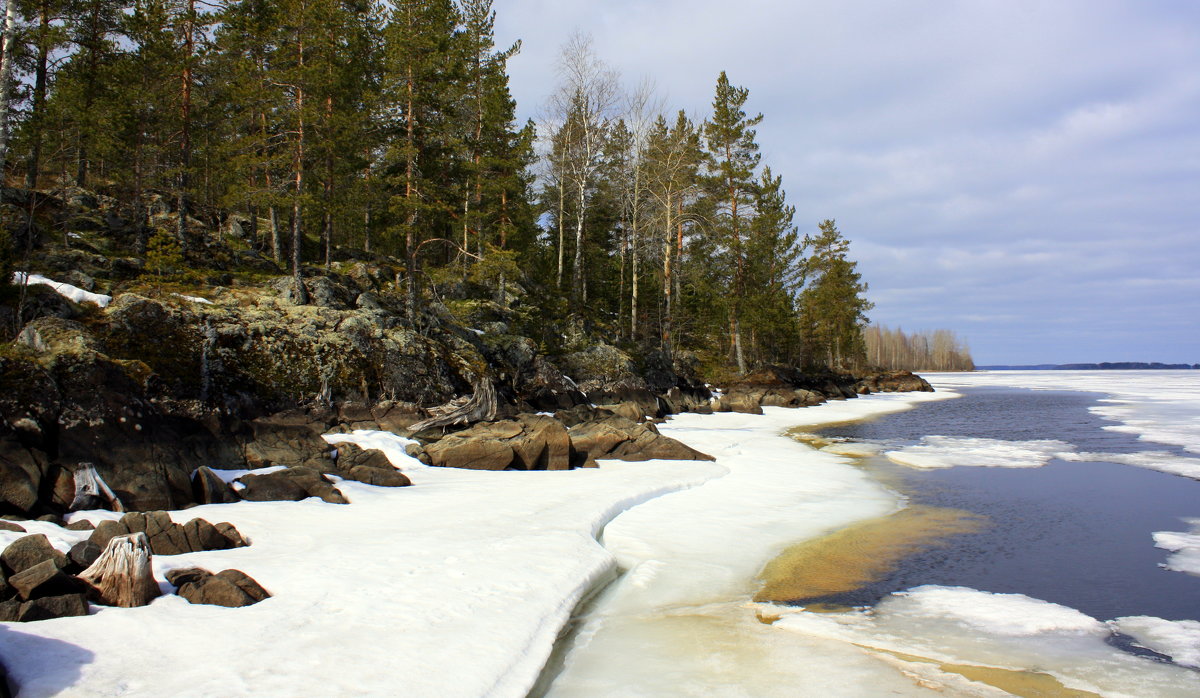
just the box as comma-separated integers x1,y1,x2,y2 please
78,532,160,607
409,379,498,432
70,463,125,512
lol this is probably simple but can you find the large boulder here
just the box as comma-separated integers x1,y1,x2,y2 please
855,371,934,393
1,534,68,576
237,467,348,504
424,414,572,471
167,567,270,607
9,560,82,600
568,416,714,467
331,443,411,488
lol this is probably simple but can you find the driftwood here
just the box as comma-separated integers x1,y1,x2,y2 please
70,463,125,512
78,532,161,608
409,379,498,432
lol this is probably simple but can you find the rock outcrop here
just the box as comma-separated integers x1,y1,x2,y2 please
87,512,248,555
854,370,934,393
567,415,715,468
424,414,571,471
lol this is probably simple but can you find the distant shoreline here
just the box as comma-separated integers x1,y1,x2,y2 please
977,363,1199,371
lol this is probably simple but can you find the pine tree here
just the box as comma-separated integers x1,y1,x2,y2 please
798,219,873,369
702,71,762,374
744,166,803,364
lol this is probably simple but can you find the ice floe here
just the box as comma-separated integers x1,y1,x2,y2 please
1113,616,1200,669
884,435,1071,469
1153,518,1200,576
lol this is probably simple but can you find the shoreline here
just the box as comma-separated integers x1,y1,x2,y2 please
0,391,948,697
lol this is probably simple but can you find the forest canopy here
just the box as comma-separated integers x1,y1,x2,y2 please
0,0,969,374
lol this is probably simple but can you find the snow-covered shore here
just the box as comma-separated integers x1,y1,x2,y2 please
0,391,947,697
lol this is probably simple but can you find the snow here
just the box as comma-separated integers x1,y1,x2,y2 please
1059,450,1200,479
1153,518,1200,576
12,272,112,308
1,444,724,697
323,430,425,471
173,293,213,305
1113,616,1200,668
884,436,1072,469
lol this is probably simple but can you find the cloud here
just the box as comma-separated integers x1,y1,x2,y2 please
495,1,1200,364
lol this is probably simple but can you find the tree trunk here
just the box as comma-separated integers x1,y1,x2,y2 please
78,533,160,608
177,0,195,251
70,463,124,512
0,1,18,178
24,3,51,188
556,178,565,289
573,183,585,305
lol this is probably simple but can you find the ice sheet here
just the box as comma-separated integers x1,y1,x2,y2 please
1113,616,1200,669
771,586,1199,696
884,436,1071,469
1153,518,1200,576
12,272,112,308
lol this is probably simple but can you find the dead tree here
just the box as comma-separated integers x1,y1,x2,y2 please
409,379,498,432
79,533,161,608
70,463,125,512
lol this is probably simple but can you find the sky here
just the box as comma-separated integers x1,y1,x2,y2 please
493,0,1200,365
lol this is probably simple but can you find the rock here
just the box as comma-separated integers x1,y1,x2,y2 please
87,513,247,555
169,567,270,607
9,560,81,600
191,466,239,505
65,520,95,531
333,442,394,471
0,521,25,533
238,468,347,504
424,414,571,471
15,593,89,622
345,466,411,488
0,534,69,576
855,371,934,393
236,471,309,501
78,532,161,607
568,416,714,466
68,540,102,571
214,522,247,548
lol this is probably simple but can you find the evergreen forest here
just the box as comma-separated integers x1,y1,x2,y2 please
0,0,948,375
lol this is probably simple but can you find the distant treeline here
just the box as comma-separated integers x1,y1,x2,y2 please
978,363,1199,371
863,326,974,372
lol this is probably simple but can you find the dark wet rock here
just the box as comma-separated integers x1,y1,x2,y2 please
568,416,714,467
168,567,270,607
0,534,68,576
9,560,82,600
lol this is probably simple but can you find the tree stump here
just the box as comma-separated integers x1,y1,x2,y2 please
409,379,498,432
78,532,160,608
70,463,125,512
